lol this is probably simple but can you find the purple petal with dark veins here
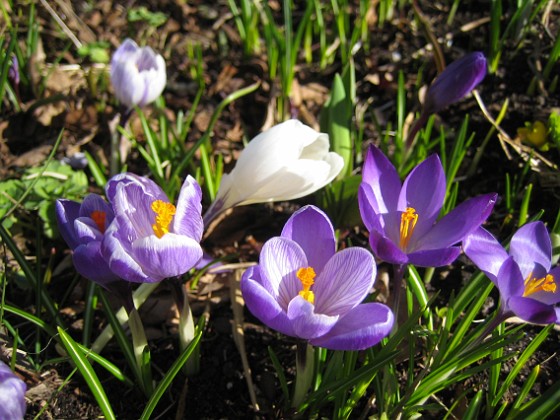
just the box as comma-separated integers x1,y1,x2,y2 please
259,237,307,311
102,223,153,283
173,175,203,241
131,234,202,281
310,303,393,350
281,205,336,271
287,296,339,340
241,266,295,336
313,247,375,316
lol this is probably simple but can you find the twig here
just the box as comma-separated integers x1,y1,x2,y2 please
230,267,260,414
39,0,82,49
473,90,557,170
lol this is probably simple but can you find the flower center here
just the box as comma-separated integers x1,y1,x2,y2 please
399,207,418,249
151,200,176,238
297,267,316,304
523,273,557,297
90,210,107,233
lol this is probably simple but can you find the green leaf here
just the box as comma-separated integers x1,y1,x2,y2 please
140,329,203,420
322,72,353,179
57,327,116,420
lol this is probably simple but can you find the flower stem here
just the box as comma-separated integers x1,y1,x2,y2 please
110,108,132,176
292,341,315,410
461,307,511,355
91,282,160,354
405,111,429,151
171,278,199,376
391,264,407,330
127,307,153,396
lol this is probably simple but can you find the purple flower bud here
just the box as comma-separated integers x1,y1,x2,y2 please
55,194,120,287
110,39,166,109
61,152,88,170
423,52,487,115
0,361,27,420
8,55,19,86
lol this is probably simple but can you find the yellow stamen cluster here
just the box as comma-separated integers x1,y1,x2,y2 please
399,207,418,250
91,210,107,233
151,200,176,238
297,267,316,304
523,273,557,297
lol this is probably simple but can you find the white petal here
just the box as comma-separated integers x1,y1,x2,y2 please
212,120,344,210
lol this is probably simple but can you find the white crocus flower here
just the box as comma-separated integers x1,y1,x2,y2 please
204,119,344,224
110,39,166,109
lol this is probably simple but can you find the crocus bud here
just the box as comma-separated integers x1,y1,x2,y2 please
8,55,19,86
423,51,487,115
204,120,344,224
110,38,166,109
0,361,27,420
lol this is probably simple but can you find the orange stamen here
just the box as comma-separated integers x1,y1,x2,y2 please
297,267,316,304
151,200,176,238
399,207,418,250
91,210,107,233
523,273,557,297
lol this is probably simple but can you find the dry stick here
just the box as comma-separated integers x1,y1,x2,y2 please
473,90,557,170
39,0,82,49
230,265,260,414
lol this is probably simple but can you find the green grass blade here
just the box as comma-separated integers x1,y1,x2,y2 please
57,327,116,420
140,329,203,420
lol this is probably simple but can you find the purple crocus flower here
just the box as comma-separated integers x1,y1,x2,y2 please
464,222,560,324
407,52,487,147
241,205,394,351
110,39,166,109
0,361,27,420
56,194,120,286
102,173,203,283
358,145,497,267
424,51,487,116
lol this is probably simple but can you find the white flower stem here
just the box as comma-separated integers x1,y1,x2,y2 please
91,282,160,354
292,341,315,410
178,284,199,376
128,307,153,396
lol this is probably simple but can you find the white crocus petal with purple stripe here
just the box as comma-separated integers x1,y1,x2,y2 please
0,361,27,420
110,38,166,109
241,205,394,351
310,303,394,350
102,174,203,283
